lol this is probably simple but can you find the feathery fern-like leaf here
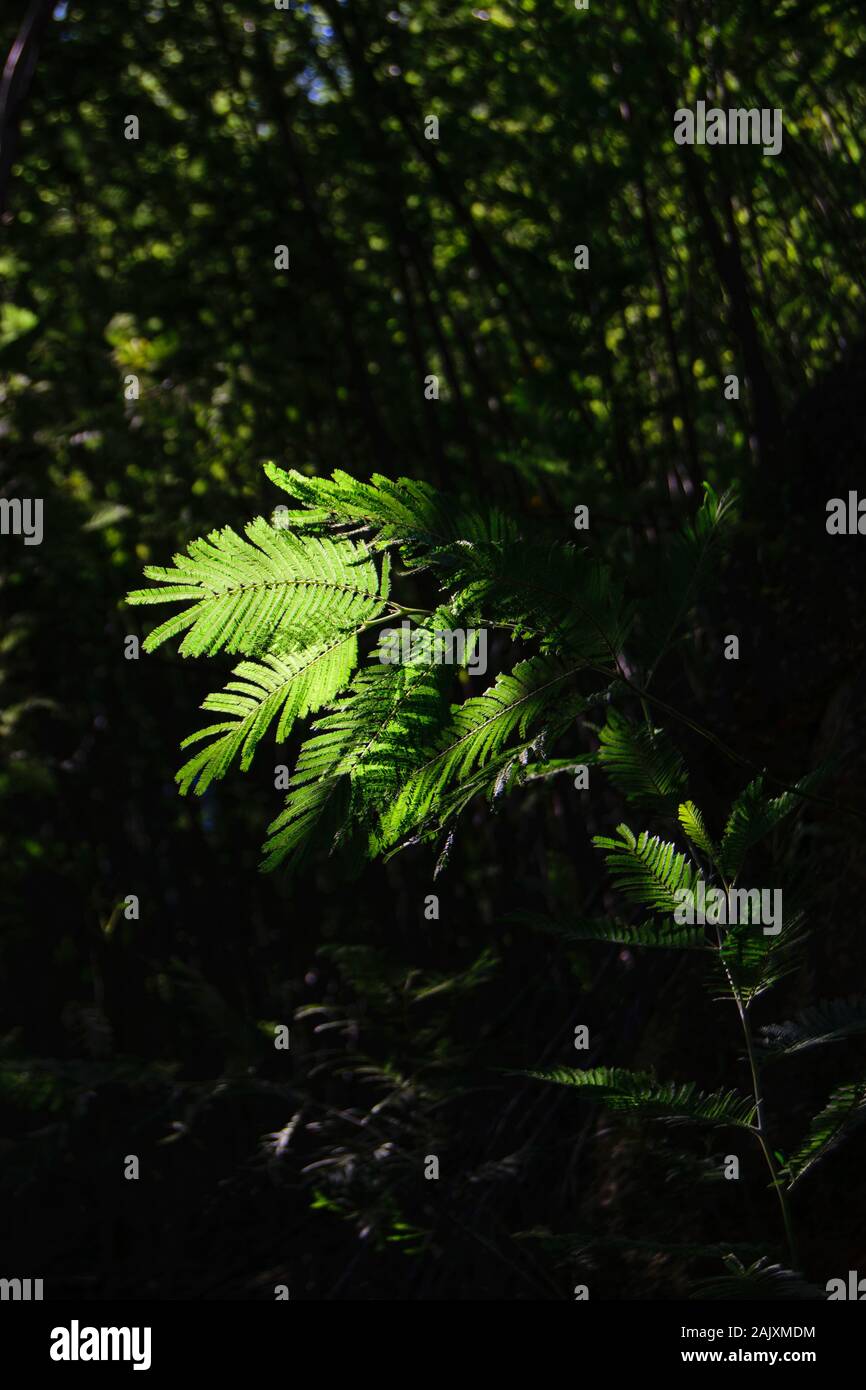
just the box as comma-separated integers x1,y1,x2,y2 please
126,519,388,657
443,539,631,662
593,824,699,913
378,654,587,848
690,1256,824,1301
264,463,516,568
261,654,449,872
524,1066,755,1128
710,908,807,1004
782,1077,866,1188
176,632,360,795
719,773,820,879
678,800,719,866
596,708,686,810
758,997,866,1063
260,774,351,875
521,914,709,950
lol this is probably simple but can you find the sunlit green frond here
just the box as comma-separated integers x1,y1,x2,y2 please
678,800,719,865
782,1077,866,1189
596,708,686,810
758,997,866,1062
592,824,699,913
260,774,351,875
342,661,451,817
260,655,449,872
176,632,360,795
524,1066,755,1128
264,463,516,567
379,654,585,848
126,518,388,657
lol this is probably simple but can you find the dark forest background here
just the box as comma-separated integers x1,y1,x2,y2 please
2,0,866,1299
